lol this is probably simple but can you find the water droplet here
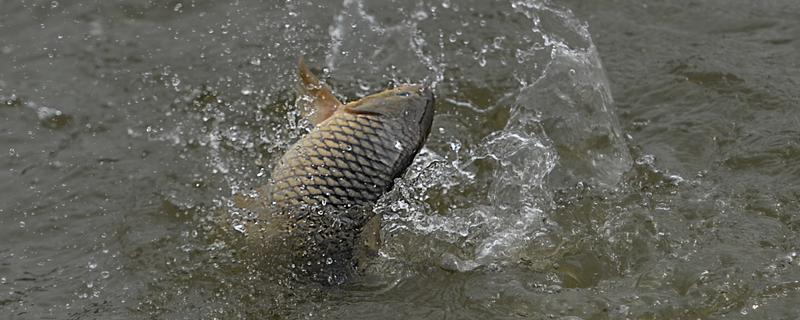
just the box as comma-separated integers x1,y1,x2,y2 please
18,221,25,228
635,154,655,166
326,257,333,265
173,3,183,12
233,223,246,233
394,141,404,151
88,261,97,270
50,1,58,8
241,87,253,96
249,57,261,66
493,36,505,49
100,271,110,279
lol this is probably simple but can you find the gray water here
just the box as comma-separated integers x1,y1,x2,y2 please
2,0,799,319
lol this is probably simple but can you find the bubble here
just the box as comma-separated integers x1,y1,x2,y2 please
100,271,110,279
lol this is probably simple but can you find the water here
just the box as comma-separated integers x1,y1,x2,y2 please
1,0,799,319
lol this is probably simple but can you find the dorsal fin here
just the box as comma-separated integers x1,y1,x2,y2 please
297,57,343,125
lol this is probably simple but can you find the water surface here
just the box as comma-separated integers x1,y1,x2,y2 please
1,0,799,319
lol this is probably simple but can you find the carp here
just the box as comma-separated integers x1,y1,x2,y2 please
243,59,435,283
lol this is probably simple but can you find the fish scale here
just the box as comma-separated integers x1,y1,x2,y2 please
247,60,435,284
270,114,416,208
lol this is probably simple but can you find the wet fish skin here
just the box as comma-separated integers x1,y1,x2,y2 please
270,85,435,210
249,62,435,283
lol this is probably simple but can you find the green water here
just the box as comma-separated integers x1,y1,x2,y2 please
1,0,799,319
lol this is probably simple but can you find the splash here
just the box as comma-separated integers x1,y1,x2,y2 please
134,0,632,281
325,0,631,272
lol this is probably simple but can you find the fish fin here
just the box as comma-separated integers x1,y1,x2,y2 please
342,107,383,117
297,57,343,125
341,98,385,117
356,213,382,272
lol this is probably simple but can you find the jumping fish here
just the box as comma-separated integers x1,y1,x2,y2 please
245,59,435,283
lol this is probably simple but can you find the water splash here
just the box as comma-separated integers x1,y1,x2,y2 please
326,0,444,89
325,0,631,272
129,0,631,288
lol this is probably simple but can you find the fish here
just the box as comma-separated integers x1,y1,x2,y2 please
244,58,435,283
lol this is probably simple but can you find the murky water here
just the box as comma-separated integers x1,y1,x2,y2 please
2,0,799,319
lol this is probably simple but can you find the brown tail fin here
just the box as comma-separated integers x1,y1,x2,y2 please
297,57,343,125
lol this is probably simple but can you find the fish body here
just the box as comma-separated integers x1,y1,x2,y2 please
248,60,435,283
271,91,434,209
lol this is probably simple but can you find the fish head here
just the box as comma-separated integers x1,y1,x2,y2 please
344,84,436,138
